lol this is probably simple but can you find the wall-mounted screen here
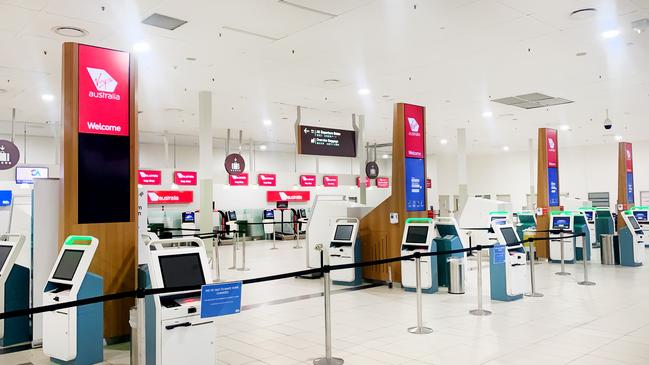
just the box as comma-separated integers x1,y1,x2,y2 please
158,253,205,288
551,216,571,229
52,249,84,281
632,211,648,222
299,209,307,218
405,226,429,244
276,201,288,209
0,245,12,270
228,211,237,221
15,166,49,184
298,125,356,157
333,225,354,241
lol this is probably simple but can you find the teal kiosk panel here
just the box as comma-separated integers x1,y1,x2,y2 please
573,214,592,261
595,209,614,246
433,221,464,288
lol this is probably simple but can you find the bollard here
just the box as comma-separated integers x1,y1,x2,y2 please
228,235,238,270
270,228,278,250
407,256,433,334
136,296,146,365
238,235,250,271
555,231,570,276
469,249,491,316
313,270,344,365
577,242,595,286
524,240,543,297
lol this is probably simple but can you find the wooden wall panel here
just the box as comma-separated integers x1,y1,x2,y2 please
535,128,561,257
60,42,138,339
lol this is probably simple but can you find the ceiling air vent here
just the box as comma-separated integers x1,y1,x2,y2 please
142,13,187,30
491,93,573,109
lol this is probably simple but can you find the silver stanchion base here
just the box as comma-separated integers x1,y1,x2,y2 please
228,266,236,270
469,309,492,316
525,292,544,297
270,246,279,250
577,281,596,286
237,268,250,271
407,326,433,334
555,271,571,276
313,357,344,365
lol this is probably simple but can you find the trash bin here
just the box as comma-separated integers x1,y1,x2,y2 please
448,257,465,294
601,234,615,265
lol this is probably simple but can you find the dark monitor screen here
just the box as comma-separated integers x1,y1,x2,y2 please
584,211,594,221
500,227,519,245
263,209,274,219
228,211,237,221
0,245,12,270
182,212,195,223
628,215,642,231
491,216,506,221
333,225,354,241
632,211,648,222
552,217,571,229
52,249,84,281
406,226,429,244
276,201,288,209
299,209,307,218
158,253,205,288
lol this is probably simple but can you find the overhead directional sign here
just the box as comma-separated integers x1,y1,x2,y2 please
298,125,356,157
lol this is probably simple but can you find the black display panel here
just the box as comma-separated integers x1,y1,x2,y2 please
299,209,307,218
500,227,519,245
276,201,288,209
333,225,354,241
405,226,429,244
584,211,594,221
0,245,12,270
228,211,237,221
159,253,205,288
298,125,356,157
628,216,642,230
263,210,274,219
182,212,195,223
52,249,84,281
78,133,130,223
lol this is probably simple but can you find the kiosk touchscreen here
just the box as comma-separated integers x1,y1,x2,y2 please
491,225,527,301
43,236,103,364
146,237,215,365
580,208,597,248
618,213,645,267
549,215,575,263
328,218,362,286
0,234,30,347
433,217,465,288
226,211,239,237
631,209,649,247
400,218,438,294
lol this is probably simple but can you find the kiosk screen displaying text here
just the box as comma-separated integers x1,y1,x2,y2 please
405,158,425,211
548,167,559,207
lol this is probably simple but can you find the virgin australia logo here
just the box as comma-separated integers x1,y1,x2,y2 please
407,117,420,133
87,67,120,100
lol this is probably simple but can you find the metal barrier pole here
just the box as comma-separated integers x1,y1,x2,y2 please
525,240,543,297
294,224,303,249
136,296,146,365
578,241,595,286
470,249,491,316
213,238,221,281
270,224,278,250
387,264,393,289
313,270,344,365
238,235,250,271
555,231,570,276
408,256,433,334
228,234,238,270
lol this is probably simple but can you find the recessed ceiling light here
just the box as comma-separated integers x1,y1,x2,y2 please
482,111,493,118
631,18,649,34
382,154,389,159
614,135,623,141
358,88,371,95
41,94,54,101
185,57,197,61
602,29,621,39
560,124,570,131
576,52,587,57
502,146,510,151
52,26,88,37
440,139,448,145
263,119,272,126
133,42,151,53
259,145,267,150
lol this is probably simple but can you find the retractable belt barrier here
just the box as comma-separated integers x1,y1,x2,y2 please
0,233,585,320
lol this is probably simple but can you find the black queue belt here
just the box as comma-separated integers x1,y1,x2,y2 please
0,233,585,321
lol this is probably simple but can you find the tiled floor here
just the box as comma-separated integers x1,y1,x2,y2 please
2,240,648,364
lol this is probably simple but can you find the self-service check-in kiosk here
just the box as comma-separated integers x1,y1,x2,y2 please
631,208,649,247
433,217,465,288
549,214,575,263
618,212,645,267
580,208,597,248
487,211,510,244
401,218,438,294
262,209,275,238
43,236,103,365
146,237,216,365
181,211,196,236
595,208,615,246
0,234,30,348
328,218,362,286
490,225,527,301
297,208,308,236
573,212,592,261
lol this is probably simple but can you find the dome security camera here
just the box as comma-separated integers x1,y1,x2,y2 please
604,109,613,130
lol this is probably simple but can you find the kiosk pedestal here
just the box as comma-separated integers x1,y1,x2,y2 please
490,226,527,302
401,218,438,294
0,234,30,348
433,217,464,288
329,218,362,286
549,215,575,264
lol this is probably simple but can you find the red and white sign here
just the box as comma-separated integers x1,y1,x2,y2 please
229,173,249,186
267,191,311,202
78,44,130,137
404,103,425,159
138,170,161,185
147,190,193,204
356,177,371,187
323,175,338,187
257,173,277,187
174,171,197,186
376,177,390,188
546,128,558,168
299,175,317,187
426,178,432,189
623,143,633,172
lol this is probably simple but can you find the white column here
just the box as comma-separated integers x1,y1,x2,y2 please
357,115,366,205
457,128,468,216
198,91,214,256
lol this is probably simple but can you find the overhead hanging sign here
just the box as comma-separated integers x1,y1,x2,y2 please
404,104,425,159
224,153,245,175
147,190,193,204
138,170,161,185
623,143,633,173
174,170,197,185
365,161,379,179
546,128,558,168
229,173,249,186
299,174,317,187
376,177,390,188
405,158,426,211
298,125,356,157
0,140,20,170
78,44,130,136
548,167,560,207
257,173,276,187
323,175,338,187
267,191,310,202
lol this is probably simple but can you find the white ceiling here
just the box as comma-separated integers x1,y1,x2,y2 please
0,0,648,154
